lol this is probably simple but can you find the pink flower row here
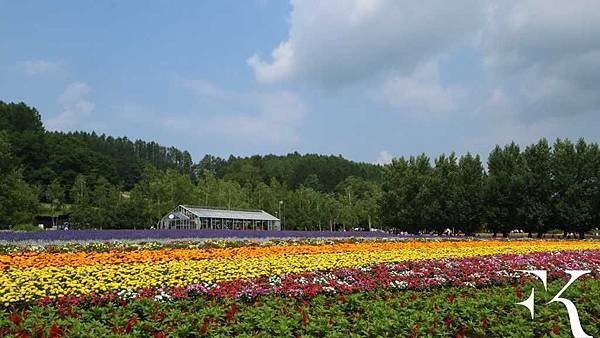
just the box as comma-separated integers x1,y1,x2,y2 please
37,249,600,308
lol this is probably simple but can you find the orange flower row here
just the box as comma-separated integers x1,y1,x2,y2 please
2,240,599,270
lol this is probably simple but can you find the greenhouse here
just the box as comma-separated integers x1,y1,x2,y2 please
158,205,281,231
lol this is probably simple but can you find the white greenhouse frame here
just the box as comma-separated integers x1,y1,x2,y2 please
158,205,281,231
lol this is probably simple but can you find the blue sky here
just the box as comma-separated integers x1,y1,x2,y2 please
2,1,599,164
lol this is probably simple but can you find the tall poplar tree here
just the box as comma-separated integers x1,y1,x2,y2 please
485,143,525,237
521,139,553,237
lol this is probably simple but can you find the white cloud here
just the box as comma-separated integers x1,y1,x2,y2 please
46,82,95,131
167,79,308,145
16,60,61,75
247,41,294,83
248,0,600,127
207,90,307,144
180,78,229,100
481,0,600,119
248,0,483,87
376,61,462,114
375,150,394,165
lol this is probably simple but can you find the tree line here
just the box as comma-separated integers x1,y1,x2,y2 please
381,139,600,238
1,101,599,237
0,101,193,190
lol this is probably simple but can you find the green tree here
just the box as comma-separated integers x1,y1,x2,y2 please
0,132,39,227
130,166,195,226
112,196,146,229
0,172,40,227
484,143,525,237
70,175,120,229
253,182,277,213
0,101,49,185
453,153,485,236
336,176,381,231
285,187,313,230
195,155,227,178
70,174,89,205
195,170,219,207
0,131,13,173
45,178,65,227
521,139,553,238
69,175,91,228
91,177,120,228
322,194,341,231
551,138,597,238
381,154,432,234
423,154,459,234
337,183,359,230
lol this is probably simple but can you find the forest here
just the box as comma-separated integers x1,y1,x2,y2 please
1,101,599,237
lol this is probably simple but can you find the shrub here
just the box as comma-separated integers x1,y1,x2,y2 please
10,224,43,232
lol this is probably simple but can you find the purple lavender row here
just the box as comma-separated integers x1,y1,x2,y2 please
0,229,437,242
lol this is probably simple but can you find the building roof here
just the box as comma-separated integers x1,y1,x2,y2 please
180,205,279,221
170,211,190,220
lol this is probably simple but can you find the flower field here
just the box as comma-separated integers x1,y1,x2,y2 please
1,237,600,337
0,229,416,242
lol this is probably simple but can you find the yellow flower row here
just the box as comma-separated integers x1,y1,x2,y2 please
1,240,599,304
2,239,595,270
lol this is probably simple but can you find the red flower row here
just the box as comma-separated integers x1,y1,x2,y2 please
35,249,600,308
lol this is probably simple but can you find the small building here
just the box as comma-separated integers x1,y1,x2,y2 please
158,205,281,231
34,214,70,229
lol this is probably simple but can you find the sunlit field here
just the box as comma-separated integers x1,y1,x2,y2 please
1,233,599,337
